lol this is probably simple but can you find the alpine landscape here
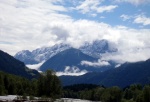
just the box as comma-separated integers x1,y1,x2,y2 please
0,0,150,102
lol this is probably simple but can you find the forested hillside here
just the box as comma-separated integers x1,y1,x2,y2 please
0,70,150,102
0,50,39,79
0,70,62,99
60,59,150,87
62,84,150,102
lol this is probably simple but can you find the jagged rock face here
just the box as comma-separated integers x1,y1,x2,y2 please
14,43,71,64
15,40,117,64
79,40,117,58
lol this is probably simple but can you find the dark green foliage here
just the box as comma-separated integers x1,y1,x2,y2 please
115,84,150,102
0,70,62,99
63,84,101,100
62,84,150,102
143,85,150,102
37,70,62,98
22,94,27,100
0,70,150,102
0,71,33,95
0,74,5,95
101,86,122,102
63,85,122,102
63,84,100,92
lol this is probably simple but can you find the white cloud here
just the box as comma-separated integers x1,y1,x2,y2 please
100,28,150,63
75,0,117,14
115,64,121,68
0,0,71,55
134,15,150,26
100,16,105,19
56,66,88,76
96,5,118,13
115,0,150,5
0,0,150,65
81,60,110,67
120,14,132,21
101,47,150,63
75,0,102,13
120,14,150,26
26,61,45,71
90,13,97,17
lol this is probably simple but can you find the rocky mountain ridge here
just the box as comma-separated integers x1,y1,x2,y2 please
15,40,117,65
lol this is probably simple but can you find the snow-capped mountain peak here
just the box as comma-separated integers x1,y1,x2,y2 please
14,43,71,64
14,40,117,65
79,39,117,58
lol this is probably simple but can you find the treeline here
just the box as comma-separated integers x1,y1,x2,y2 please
1,70,150,102
0,70,62,98
62,84,150,102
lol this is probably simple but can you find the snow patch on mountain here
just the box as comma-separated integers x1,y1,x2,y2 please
15,43,71,64
15,39,117,72
79,40,117,58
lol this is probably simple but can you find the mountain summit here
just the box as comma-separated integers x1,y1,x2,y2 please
79,40,117,58
15,43,71,64
39,48,99,72
15,40,117,65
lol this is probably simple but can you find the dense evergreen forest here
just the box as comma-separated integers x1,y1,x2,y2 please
0,70,150,102
63,84,150,102
0,70,62,99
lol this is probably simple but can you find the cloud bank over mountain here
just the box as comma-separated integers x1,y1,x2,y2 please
0,0,150,64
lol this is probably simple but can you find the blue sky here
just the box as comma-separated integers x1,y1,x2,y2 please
63,0,150,28
0,0,150,63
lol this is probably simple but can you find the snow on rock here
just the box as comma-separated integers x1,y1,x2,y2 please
14,43,71,64
79,39,117,58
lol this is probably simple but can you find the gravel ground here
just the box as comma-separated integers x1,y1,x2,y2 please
0,95,17,101
55,98,101,102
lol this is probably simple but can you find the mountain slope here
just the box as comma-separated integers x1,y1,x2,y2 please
79,40,117,58
14,43,70,64
0,50,40,79
60,59,150,87
40,48,112,72
14,40,117,65
14,50,39,64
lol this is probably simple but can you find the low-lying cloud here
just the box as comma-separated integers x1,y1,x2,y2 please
101,47,150,64
26,61,45,71
81,60,110,67
56,66,88,76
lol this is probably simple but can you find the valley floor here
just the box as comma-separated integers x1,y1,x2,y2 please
55,98,101,102
0,95,17,101
0,96,100,102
